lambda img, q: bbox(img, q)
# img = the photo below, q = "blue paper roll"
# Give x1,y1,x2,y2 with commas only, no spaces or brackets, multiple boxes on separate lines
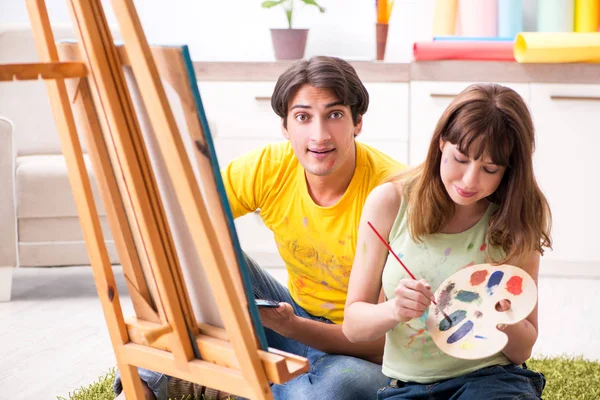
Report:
498,0,523,37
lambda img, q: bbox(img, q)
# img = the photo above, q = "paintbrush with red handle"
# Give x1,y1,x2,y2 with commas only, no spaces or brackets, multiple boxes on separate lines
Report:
367,221,452,324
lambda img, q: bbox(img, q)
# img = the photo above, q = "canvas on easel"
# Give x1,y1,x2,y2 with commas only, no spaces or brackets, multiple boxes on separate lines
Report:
0,0,309,399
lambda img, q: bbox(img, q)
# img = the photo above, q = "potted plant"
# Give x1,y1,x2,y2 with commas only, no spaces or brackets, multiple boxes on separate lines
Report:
262,0,325,60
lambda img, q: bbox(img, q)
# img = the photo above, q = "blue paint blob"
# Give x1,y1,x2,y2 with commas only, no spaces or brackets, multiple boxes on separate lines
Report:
475,335,487,339
487,270,504,295
447,320,474,344
439,310,467,331
455,290,480,303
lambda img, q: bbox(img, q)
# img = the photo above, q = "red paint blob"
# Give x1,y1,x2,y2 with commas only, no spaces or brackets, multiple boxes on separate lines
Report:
470,270,488,286
506,276,523,295
480,243,487,251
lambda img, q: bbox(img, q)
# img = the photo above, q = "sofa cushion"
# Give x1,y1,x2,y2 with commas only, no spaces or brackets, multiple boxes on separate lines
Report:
16,154,107,218
19,240,119,267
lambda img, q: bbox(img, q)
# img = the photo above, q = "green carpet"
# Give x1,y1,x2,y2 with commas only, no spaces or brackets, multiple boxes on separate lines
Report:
58,356,600,400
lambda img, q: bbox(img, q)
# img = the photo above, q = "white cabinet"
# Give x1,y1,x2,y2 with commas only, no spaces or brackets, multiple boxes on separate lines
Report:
409,81,530,166
529,84,600,264
197,81,285,167
359,83,409,164
197,79,600,270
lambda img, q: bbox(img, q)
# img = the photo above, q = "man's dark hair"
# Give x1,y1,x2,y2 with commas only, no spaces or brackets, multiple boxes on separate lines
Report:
271,56,369,128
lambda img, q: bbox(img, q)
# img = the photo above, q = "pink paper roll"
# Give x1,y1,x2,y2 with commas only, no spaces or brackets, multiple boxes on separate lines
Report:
458,0,498,37
413,41,515,61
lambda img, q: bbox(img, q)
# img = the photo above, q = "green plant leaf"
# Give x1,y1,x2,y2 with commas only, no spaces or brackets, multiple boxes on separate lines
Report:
301,0,325,12
261,0,286,9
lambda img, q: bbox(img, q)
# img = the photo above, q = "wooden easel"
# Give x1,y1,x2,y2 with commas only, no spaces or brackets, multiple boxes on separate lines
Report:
0,0,309,399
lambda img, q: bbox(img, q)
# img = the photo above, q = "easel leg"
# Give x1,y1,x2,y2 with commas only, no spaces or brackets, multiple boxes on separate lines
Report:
119,362,147,399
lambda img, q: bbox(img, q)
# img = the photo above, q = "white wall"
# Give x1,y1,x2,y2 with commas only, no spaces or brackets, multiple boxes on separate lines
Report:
0,0,538,62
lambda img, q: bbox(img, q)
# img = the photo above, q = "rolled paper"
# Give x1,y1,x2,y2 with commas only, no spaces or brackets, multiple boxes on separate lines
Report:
575,0,600,32
458,0,498,37
413,41,515,61
377,0,389,24
514,32,600,62
498,0,523,38
537,0,574,32
433,0,459,36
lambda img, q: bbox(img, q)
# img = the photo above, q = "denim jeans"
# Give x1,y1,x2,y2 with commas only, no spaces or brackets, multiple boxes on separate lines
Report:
114,254,388,400
376,363,546,400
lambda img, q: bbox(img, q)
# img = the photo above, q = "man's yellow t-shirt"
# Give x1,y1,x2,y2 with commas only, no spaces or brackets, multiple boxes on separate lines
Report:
222,141,404,324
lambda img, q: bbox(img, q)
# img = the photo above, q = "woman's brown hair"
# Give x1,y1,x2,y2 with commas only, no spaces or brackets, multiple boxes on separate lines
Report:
396,83,552,263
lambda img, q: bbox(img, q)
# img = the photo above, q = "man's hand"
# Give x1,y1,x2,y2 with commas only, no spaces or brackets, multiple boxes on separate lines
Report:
258,302,296,336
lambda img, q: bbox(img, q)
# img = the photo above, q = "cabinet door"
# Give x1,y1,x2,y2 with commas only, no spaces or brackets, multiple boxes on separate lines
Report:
359,82,409,163
529,84,600,264
409,81,530,166
197,81,281,140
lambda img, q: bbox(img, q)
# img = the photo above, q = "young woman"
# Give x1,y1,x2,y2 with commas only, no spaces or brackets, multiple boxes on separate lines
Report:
342,83,551,399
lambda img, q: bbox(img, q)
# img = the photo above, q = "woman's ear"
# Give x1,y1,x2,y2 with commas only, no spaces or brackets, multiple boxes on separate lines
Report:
439,138,446,152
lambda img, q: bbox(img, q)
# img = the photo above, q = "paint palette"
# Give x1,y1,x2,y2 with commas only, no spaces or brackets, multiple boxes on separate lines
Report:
426,263,537,360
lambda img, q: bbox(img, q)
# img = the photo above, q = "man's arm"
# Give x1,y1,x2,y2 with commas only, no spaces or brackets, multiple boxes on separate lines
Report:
259,303,384,364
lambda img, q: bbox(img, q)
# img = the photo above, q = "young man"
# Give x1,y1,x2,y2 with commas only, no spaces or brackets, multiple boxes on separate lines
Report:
115,56,405,400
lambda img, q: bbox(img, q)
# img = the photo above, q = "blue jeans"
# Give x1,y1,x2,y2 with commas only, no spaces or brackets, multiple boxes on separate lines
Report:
376,364,546,400
114,254,388,399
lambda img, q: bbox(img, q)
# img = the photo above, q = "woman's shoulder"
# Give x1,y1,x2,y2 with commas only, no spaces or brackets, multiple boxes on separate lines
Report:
365,181,404,212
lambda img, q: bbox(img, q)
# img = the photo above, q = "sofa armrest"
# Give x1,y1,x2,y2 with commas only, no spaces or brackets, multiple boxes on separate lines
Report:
0,117,17,269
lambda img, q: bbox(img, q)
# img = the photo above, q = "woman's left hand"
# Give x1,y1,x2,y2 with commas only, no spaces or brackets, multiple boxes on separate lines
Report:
496,299,512,330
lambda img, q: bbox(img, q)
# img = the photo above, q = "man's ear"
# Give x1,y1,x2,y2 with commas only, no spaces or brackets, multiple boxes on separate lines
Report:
353,115,363,137
281,117,290,139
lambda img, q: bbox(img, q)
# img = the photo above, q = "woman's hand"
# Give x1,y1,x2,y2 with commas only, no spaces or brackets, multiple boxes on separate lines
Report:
495,299,512,331
391,279,435,323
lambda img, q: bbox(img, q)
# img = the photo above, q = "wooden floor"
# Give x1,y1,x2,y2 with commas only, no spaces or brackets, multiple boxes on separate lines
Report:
1,265,599,399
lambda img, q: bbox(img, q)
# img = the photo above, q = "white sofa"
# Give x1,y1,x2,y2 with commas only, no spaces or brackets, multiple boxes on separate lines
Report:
0,26,120,300
0,117,17,301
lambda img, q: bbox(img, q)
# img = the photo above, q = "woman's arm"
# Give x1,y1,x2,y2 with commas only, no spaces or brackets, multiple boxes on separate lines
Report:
499,251,540,365
342,182,434,343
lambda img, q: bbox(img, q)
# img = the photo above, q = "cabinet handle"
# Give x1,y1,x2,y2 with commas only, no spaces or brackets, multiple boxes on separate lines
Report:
550,94,600,102
255,96,272,101
430,93,458,99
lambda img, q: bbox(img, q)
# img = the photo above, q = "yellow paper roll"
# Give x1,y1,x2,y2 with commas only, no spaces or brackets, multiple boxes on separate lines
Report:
433,0,458,36
515,32,600,63
575,0,600,32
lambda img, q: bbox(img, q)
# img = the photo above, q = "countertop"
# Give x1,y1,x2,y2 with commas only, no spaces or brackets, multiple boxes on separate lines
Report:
192,60,600,84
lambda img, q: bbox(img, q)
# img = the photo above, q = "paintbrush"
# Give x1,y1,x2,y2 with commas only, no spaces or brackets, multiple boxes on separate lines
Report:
367,221,453,324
